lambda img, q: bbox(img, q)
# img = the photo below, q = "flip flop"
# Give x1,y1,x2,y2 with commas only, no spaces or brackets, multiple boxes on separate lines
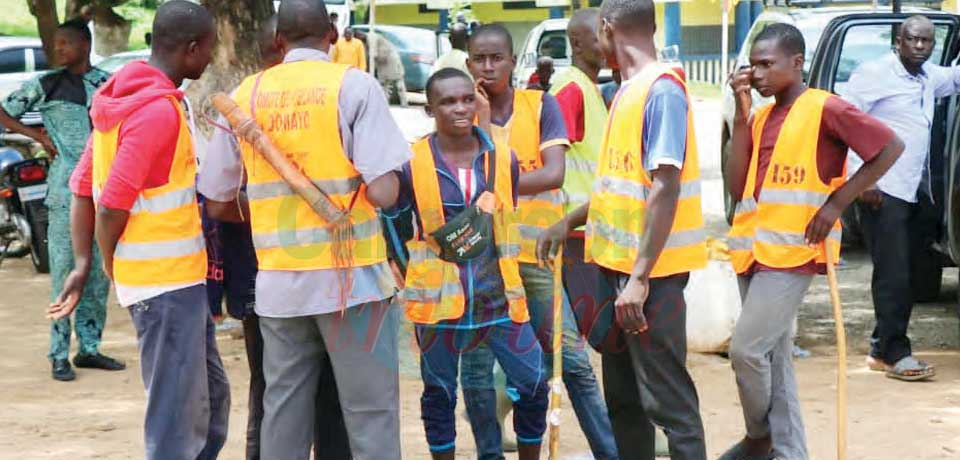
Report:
885,356,936,382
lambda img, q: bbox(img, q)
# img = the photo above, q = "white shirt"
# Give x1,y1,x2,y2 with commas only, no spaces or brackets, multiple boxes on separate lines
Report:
845,52,960,203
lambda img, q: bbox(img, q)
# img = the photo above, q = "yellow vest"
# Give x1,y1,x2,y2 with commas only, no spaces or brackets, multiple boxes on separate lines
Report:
333,39,366,71
91,96,207,288
232,60,387,271
549,67,608,216
728,89,842,274
585,64,707,278
403,136,529,325
489,89,565,263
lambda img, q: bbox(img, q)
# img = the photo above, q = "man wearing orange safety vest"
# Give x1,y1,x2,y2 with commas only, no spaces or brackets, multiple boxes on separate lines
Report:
459,23,572,458
721,23,902,460
541,1,707,457
201,1,409,458
49,3,230,459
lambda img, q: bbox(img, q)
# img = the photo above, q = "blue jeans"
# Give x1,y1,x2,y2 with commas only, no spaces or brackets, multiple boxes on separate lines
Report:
418,321,548,454
128,285,231,460
461,263,618,460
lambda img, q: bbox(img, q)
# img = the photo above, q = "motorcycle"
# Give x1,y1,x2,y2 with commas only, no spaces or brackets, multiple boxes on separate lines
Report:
0,146,50,273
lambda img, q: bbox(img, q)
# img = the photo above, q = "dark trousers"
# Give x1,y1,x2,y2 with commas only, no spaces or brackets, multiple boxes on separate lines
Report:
241,314,352,460
858,192,937,364
600,272,706,460
128,285,231,460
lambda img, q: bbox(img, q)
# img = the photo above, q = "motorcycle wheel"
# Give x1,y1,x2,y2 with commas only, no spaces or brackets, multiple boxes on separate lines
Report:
2,214,30,258
27,205,49,274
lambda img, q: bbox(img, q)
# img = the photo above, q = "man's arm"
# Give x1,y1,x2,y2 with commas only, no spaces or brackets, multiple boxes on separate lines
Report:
0,79,57,156
205,194,249,223
930,63,960,98
198,112,247,222
725,68,753,201
517,93,569,195
95,207,128,280
48,146,96,318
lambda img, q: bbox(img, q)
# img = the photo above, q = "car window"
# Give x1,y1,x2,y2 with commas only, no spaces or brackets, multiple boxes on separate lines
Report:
0,48,26,73
377,28,437,56
537,30,569,60
833,23,950,96
32,47,49,71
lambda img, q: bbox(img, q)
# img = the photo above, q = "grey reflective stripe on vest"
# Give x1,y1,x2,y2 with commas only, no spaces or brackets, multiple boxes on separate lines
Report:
130,187,196,214
114,235,205,261
253,217,381,249
246,176,362,201
404,282,463,302
498,243,521,258
594,176,646,200
566,156,596,173
564,191,590,206
504,285,525,301
587,220,704,250
735,197,758,215
408,246,437,261
755,228,841,247
727,236,752,251
594,177,700,201
519,189,564,205
518,224,543,240
757,188,830,208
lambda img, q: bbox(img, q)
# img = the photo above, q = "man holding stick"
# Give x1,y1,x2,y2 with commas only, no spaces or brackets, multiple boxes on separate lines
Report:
201,1,409,458
723,23,903,460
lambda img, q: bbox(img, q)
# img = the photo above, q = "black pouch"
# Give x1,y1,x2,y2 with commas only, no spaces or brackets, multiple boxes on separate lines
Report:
429,202,493,263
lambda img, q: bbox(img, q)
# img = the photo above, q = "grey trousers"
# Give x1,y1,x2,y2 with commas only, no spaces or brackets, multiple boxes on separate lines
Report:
601,272,706,460
128,284,231,460
731,271,813,460
259,299,401,460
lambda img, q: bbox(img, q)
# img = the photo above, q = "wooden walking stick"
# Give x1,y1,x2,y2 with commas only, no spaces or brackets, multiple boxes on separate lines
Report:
823,240,848,460
548,246,564,460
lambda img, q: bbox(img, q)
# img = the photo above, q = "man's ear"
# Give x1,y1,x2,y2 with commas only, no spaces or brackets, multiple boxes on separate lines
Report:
794,53,805,71
424,103,434,118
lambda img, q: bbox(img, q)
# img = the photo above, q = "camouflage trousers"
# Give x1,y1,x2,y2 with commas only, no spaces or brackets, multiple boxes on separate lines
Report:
48,205,111,361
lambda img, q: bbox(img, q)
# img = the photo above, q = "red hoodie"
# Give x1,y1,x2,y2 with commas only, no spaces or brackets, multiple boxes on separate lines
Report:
70,61,182,211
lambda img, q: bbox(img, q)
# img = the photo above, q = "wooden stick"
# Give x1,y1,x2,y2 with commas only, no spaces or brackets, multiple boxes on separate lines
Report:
209,92,347,224
824,240,847,460
548,248,564,460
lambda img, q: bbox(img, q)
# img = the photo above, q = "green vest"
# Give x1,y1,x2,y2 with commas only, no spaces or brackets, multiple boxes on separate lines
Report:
549,66,608,217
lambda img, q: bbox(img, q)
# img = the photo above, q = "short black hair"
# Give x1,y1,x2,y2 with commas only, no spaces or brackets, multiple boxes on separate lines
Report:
754,23,805,57
277,0,331,43
151,0,215,53
469,24,513,54
57,18,91,43
426,67,473,103
600,0,655,32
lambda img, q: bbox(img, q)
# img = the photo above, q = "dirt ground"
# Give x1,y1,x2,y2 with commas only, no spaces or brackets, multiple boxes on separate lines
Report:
0,246,958,459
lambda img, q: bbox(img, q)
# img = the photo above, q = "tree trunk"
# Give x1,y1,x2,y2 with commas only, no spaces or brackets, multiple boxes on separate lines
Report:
188,0,274,135
28,0,60,62
65,0,132,57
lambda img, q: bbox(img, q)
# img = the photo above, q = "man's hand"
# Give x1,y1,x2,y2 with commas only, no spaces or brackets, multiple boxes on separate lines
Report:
859,187,883,210
475,79,491,132
101,256,114,281
615,276,649,335
38,131,58,159
46,270,88,320
805,199,843,245
730,67,753,119
536,218,567,265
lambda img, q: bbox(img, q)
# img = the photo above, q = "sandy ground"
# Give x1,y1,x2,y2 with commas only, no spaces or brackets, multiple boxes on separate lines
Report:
1,98,958,459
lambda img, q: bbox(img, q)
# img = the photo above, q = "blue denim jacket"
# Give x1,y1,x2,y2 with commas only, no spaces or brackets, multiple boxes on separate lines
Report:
384,128,519,329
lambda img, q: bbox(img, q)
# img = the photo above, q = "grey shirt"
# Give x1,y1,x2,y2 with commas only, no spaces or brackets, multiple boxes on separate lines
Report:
198,48,412,318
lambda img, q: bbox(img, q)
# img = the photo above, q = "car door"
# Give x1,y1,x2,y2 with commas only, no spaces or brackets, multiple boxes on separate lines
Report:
807,13,960,263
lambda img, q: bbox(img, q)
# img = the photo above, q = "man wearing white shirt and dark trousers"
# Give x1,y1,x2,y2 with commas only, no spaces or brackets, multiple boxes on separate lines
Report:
845,15,960,381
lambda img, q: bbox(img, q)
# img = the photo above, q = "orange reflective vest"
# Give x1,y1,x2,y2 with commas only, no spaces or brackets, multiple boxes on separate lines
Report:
403,137,529,325
489,89,565,263
232,60,387,271
585,64,707,278
91,96,207,288
728,89,842,274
